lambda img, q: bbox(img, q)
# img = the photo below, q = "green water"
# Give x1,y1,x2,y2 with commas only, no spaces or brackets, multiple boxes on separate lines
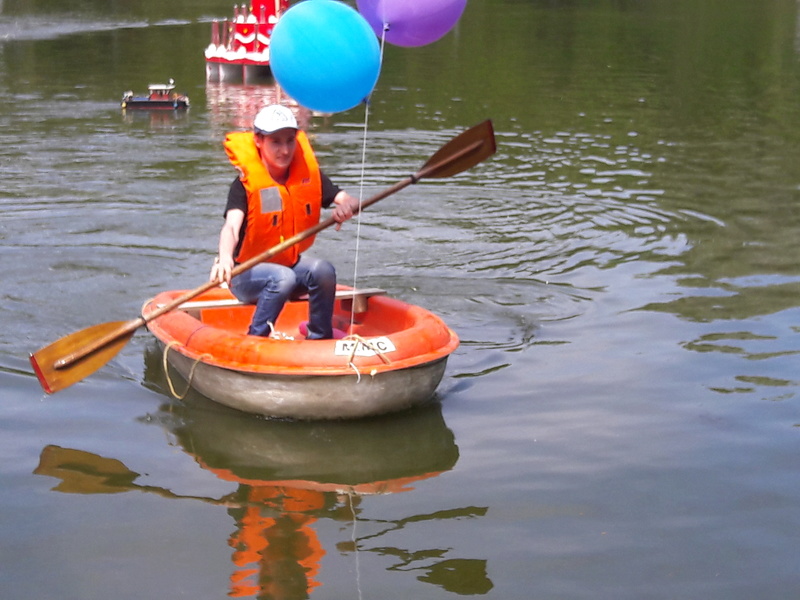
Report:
1,1,799,598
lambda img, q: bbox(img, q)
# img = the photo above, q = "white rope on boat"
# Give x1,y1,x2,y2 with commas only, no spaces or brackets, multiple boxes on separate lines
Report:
161,341,213,400
342,333,391,382
267,321,294,340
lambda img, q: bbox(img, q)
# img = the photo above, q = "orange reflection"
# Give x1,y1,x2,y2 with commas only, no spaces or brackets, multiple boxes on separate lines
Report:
227,487,326,598
35,346,480,599
34,393,469,598
35,443,457,599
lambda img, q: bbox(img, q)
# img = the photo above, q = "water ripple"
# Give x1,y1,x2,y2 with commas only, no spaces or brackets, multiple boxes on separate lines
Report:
0,16,152,42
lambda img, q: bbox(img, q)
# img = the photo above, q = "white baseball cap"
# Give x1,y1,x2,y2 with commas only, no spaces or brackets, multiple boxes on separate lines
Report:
253,104,298,135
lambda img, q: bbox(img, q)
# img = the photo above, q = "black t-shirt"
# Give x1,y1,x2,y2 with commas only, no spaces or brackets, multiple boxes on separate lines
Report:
224,171,342,259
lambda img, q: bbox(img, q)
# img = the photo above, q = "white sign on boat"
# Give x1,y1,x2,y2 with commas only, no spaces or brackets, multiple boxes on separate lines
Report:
335,337,396,357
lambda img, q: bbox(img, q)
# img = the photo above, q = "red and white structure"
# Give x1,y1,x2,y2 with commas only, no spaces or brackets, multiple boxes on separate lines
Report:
205,0,290,83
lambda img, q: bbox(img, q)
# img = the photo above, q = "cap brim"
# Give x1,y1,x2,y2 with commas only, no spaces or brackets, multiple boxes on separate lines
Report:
254,125,298,135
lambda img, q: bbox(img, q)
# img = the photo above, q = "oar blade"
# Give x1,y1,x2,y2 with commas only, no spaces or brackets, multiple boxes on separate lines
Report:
30,321,137,394
421,119,497,179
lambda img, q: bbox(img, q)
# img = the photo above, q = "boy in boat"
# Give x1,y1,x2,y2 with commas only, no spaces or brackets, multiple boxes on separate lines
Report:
209,104,360,339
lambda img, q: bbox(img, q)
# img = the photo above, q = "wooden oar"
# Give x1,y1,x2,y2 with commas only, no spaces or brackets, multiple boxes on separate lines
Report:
30,119,497,394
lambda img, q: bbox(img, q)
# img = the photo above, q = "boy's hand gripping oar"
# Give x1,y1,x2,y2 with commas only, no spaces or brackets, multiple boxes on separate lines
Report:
30,120,497,394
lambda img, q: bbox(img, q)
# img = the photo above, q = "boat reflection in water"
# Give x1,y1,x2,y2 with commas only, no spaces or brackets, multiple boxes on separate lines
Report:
33,343,492,597
206,79,312,137
121,107,190,129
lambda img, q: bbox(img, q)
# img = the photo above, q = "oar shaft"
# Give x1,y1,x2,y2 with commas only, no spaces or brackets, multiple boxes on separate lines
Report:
52,179,417,370
138,175,418,324
51,143,486,370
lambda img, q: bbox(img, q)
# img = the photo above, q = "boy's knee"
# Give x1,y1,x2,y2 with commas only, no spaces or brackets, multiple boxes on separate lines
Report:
310,259,336,283
271,270,298,296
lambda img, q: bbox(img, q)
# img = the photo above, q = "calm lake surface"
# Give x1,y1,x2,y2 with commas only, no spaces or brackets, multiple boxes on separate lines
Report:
2,1,799,598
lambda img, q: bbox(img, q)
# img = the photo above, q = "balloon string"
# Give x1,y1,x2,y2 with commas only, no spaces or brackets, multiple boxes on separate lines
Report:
348,26,387,331
348,492,363,600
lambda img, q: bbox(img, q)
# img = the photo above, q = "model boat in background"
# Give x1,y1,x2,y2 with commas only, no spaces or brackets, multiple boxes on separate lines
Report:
121,79,190,110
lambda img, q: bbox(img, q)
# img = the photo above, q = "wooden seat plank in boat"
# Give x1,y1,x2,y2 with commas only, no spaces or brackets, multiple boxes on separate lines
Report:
177,287,387,315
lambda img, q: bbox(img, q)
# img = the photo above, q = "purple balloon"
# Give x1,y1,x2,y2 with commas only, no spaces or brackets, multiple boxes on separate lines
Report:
357,0,467,47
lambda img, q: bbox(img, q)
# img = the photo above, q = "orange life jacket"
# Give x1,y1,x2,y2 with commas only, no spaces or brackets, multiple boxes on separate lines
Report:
223,130,322,267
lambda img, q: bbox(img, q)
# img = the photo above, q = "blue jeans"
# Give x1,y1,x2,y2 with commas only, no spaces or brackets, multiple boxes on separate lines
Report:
230,255,336,339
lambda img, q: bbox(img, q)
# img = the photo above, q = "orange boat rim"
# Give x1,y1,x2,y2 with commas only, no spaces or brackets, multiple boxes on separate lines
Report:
141,286,459,420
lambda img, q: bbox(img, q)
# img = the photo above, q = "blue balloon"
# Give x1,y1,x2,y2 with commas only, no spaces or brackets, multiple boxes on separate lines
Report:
270,0,382,114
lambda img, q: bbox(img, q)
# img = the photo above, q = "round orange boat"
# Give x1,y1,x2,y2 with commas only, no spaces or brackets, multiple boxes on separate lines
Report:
141,286,459,420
